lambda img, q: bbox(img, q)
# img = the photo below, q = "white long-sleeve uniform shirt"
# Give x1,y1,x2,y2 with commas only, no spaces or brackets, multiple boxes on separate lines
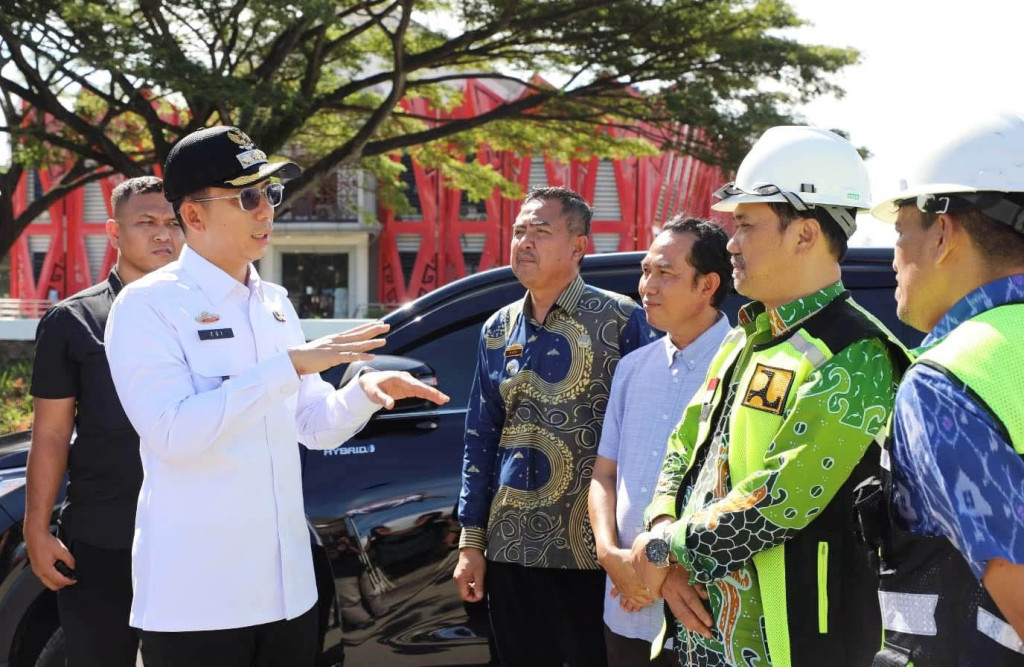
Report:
105,246,380,632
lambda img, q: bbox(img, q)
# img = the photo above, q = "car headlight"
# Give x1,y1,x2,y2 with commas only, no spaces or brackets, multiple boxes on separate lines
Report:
0,467,26,499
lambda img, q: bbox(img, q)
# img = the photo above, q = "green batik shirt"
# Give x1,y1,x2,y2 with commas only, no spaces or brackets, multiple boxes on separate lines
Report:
646,281,896,667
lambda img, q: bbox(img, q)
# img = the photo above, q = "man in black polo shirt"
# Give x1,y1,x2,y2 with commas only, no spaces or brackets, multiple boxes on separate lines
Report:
24,176,184,666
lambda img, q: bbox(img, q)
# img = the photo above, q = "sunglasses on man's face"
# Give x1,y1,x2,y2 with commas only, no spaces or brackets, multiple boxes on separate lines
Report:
190,182,285,211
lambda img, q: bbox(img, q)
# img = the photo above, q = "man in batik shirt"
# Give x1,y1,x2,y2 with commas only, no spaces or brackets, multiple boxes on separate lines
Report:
454,186,654,667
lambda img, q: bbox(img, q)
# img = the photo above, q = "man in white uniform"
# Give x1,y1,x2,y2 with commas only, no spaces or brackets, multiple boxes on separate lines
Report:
105,125,448,666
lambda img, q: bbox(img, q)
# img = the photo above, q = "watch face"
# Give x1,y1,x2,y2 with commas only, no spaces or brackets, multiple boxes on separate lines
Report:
645,537,670,566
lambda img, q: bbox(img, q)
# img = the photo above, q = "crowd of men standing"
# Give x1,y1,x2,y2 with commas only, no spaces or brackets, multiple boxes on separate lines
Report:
454,116,1024,667
22,114,1024,666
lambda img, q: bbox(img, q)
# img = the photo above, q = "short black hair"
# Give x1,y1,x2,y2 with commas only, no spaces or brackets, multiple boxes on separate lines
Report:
523,186,593,237
901,194,1024,265
660,215,733,308
769,202,852,261
110,176,164,219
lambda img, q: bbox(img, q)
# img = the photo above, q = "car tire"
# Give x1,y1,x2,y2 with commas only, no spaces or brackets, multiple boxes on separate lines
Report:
34,626,66,667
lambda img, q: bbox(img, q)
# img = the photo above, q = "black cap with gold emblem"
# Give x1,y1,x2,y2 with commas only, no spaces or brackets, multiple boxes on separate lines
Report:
162,125,300,202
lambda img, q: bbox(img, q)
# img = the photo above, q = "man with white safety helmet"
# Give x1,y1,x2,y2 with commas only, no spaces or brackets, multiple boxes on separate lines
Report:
861,113,1024,666
630,126,906,667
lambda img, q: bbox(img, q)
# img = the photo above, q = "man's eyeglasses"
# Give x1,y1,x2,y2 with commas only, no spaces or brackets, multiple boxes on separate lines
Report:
190,182,285,211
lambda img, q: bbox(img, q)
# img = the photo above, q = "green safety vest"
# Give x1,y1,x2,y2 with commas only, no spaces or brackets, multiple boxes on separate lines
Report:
873,302,1024,667
915,303,1024,454
677,293,904,667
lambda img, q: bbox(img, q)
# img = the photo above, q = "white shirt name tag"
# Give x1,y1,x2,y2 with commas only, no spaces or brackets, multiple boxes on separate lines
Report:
198,328,234,341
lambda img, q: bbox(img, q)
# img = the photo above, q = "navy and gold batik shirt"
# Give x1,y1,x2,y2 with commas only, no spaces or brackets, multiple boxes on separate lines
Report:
458,275,655,569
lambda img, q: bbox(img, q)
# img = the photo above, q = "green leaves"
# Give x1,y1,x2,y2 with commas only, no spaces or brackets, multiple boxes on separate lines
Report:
0,0,857,256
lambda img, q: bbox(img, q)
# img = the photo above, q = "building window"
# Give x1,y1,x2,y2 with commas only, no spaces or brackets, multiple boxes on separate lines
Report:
396,154,423,221
27,236,50,284
281,252,351,318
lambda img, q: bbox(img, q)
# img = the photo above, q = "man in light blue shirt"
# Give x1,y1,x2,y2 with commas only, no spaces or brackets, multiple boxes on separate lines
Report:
589,217,732,666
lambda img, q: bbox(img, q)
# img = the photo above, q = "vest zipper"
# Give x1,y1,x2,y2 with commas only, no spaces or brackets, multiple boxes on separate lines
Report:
818,540,829,634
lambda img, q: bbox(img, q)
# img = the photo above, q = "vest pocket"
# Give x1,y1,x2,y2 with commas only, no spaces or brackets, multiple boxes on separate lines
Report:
818,541,830,634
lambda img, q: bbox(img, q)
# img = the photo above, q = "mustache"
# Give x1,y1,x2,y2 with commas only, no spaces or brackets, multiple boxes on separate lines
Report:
732,256,746,269
516,252,538,262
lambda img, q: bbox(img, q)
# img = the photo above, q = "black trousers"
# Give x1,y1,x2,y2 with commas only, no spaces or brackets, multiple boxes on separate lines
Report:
486,560,607,667
139,603,318,667
603,624,680,667
56,540,138,667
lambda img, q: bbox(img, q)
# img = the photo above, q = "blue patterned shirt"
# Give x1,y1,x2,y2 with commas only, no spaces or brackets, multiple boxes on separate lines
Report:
597,316,731,641
892,274,1024,579
458,274,656,569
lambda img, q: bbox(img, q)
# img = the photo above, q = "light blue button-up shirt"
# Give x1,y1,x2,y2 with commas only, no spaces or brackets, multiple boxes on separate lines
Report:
597,313,731,641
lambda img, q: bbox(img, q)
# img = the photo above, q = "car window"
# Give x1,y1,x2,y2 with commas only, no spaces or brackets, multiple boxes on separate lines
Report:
397,317,488,409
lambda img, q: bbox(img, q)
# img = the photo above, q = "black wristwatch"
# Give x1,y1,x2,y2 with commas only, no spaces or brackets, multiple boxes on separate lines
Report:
644,526,672,569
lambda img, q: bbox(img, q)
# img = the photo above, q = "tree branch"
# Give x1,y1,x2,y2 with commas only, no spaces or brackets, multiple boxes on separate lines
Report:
0,29,139,175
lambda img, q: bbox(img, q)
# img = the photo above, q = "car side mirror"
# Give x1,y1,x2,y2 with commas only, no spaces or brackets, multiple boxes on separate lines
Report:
340,354,440,415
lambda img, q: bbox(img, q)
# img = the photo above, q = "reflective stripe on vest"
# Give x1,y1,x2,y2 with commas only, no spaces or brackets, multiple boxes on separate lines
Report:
876,302,1024,665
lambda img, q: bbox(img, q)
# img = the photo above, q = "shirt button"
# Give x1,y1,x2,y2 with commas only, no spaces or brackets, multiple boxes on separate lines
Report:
662,414,668,420
673,378,679,383
641,487,648,493
651,451,658,457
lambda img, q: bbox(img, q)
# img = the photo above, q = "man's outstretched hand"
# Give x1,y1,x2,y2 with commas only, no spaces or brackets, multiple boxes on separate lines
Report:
288,321,390,376
359,370,449,410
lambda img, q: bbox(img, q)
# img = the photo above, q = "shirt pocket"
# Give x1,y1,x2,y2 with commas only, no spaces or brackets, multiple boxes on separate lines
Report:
185,343,251,394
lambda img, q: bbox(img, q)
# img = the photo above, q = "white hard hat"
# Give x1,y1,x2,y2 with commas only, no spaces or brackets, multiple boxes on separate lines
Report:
712,126,871,238
871,113,1024,233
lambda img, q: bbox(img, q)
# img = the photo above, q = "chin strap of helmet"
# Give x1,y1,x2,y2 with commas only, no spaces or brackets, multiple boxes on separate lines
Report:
960,192,1024,234
715,182,859,238
780,190,859,238
819,205,858,238
916,192,1024,234
787,198,858,239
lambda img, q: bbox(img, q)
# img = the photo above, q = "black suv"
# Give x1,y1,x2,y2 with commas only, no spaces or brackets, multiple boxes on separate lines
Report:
0,248,917,667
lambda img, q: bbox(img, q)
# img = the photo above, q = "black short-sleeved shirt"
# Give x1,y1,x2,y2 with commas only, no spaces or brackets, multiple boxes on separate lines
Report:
31,269,141,549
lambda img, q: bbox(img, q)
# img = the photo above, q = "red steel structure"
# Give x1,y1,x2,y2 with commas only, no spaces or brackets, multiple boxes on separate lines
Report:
10,81,728,306
377,80,729,305
9,98,178,304
9,168,131,303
